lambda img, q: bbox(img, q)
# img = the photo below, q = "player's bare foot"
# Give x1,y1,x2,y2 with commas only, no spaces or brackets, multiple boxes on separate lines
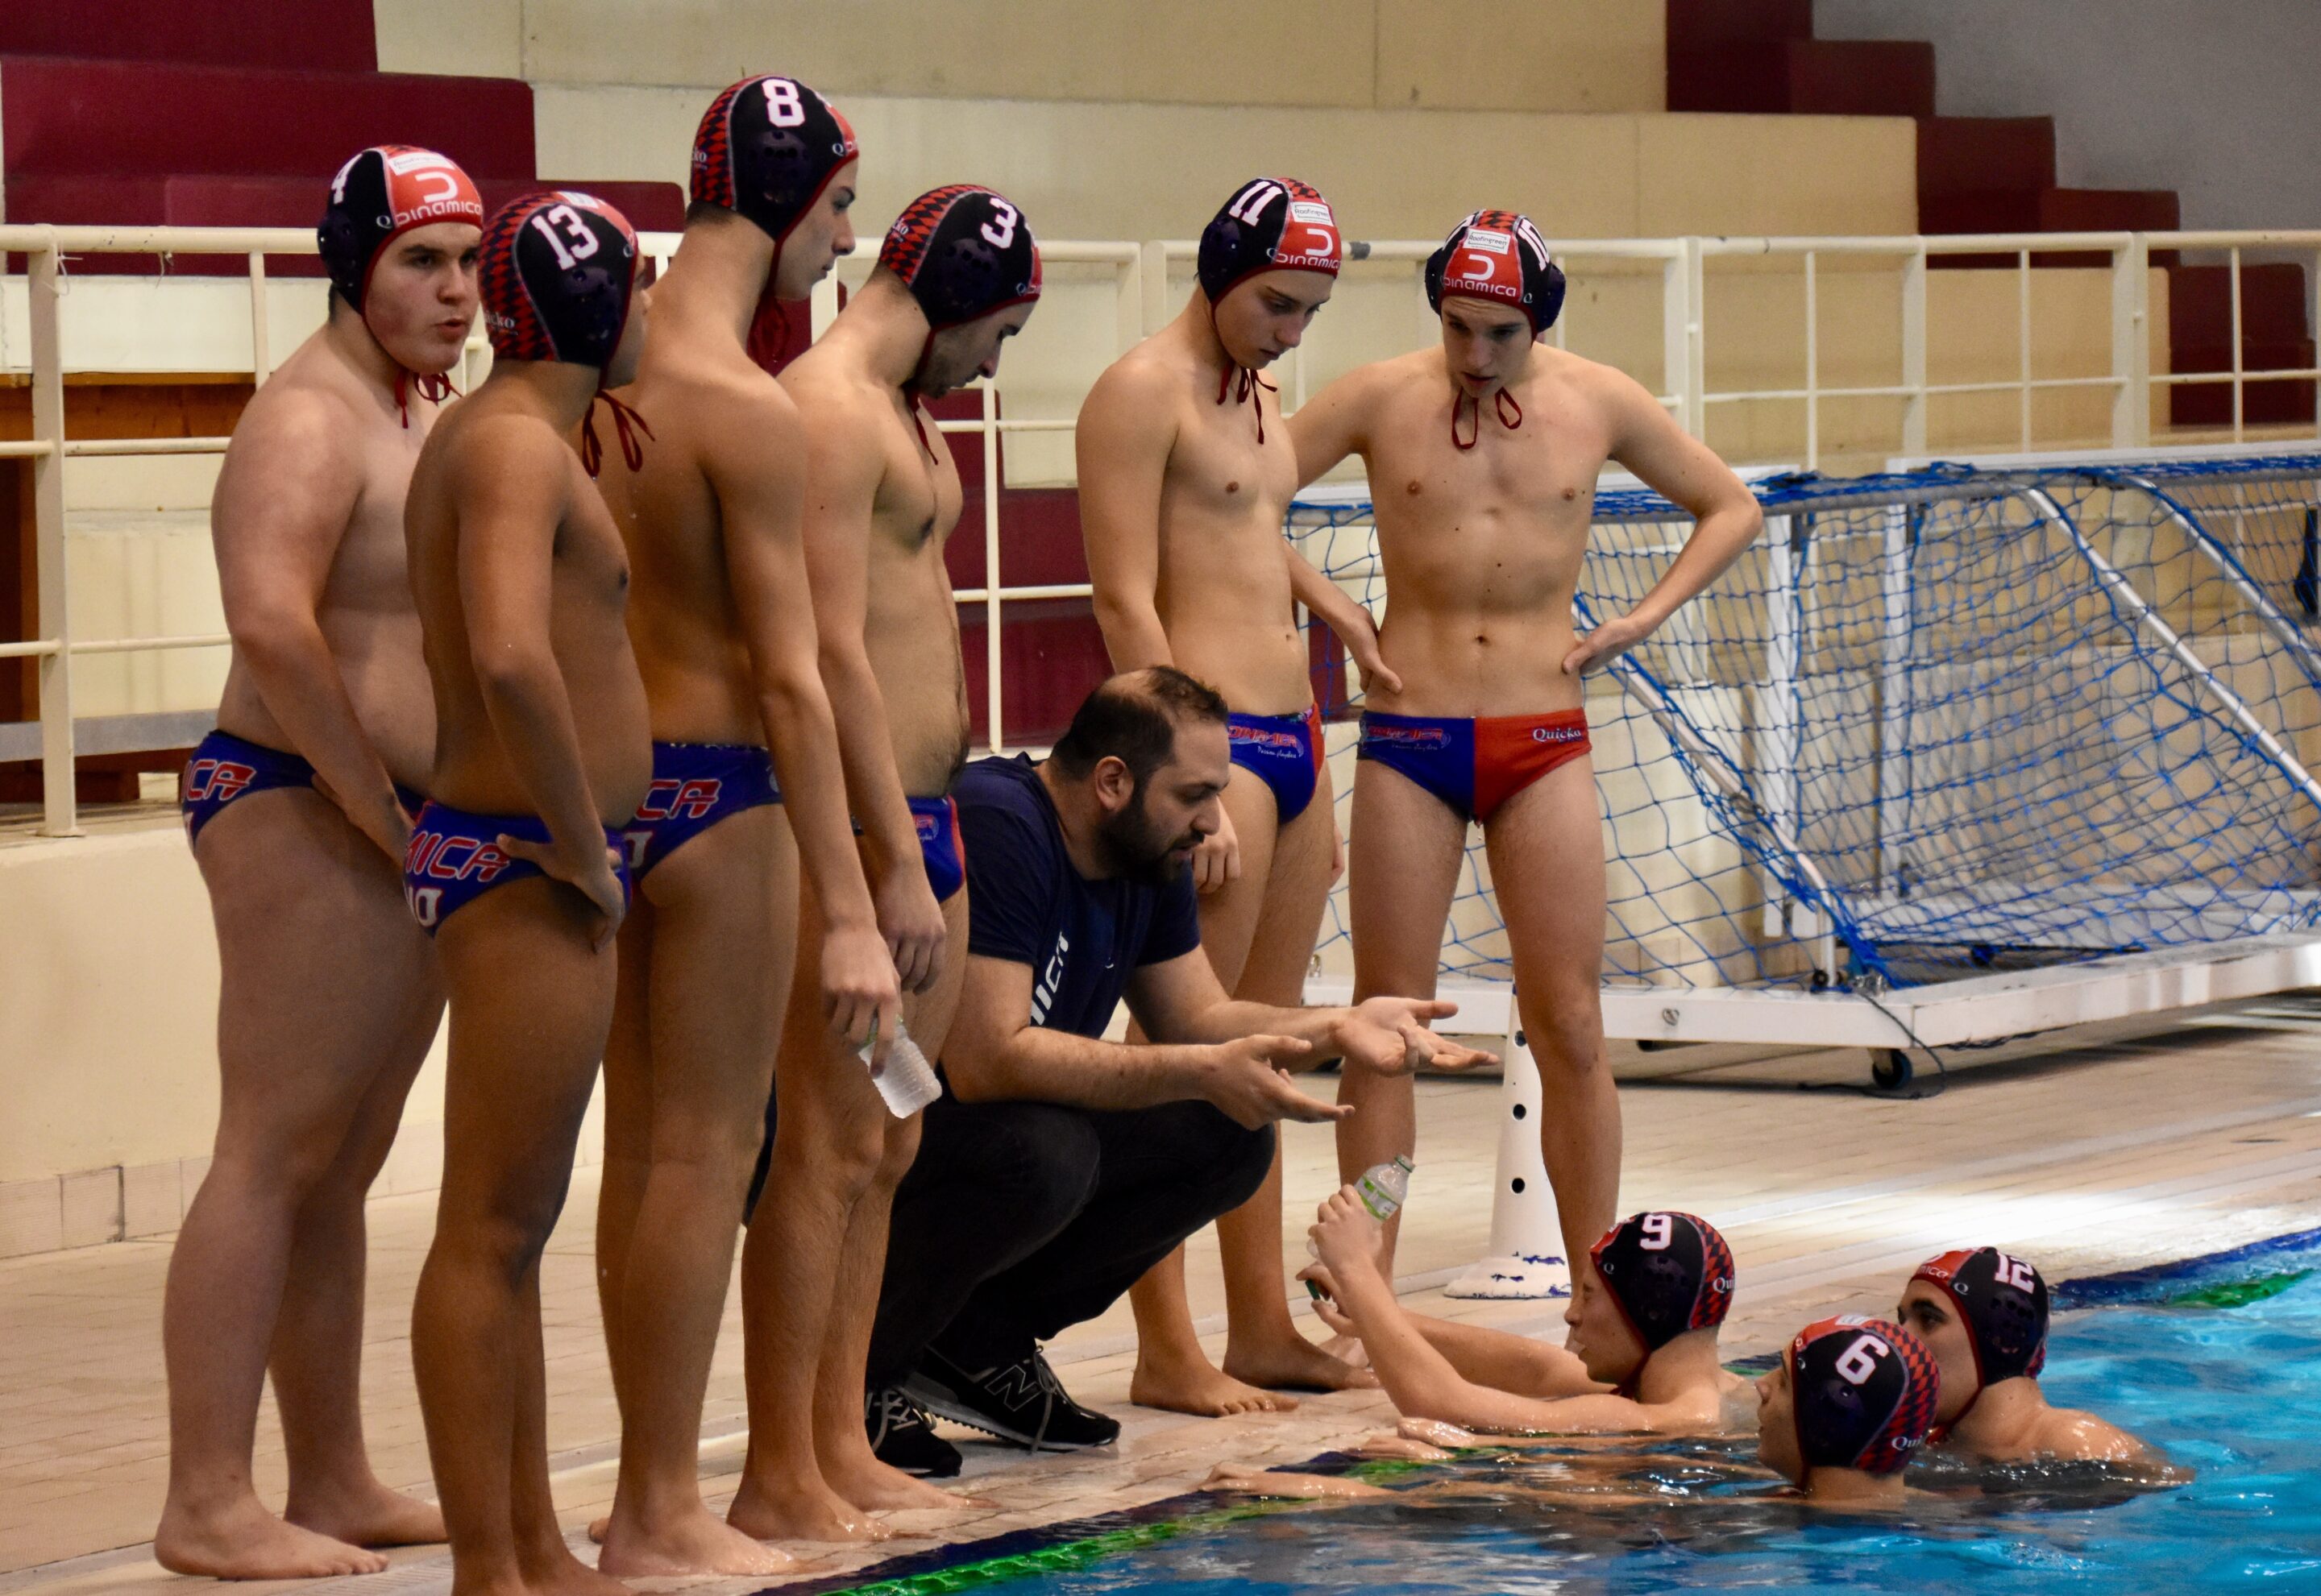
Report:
1202,1465,1389,1501
286,1478,447,1548
155,1495,389,1579
1315,1331,1372,1370
727,1476,892,1544
826,1453,991,1513
1354,1431,1452,1461
1131,1348,1297,1416
1224,1331,1380,1393
534,1549,633,1596
596,1502,792,1576
584,1515,608,1544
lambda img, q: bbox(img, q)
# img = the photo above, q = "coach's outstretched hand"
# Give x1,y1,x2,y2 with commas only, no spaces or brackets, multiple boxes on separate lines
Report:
1197,1034,1351,1129
1334,997,1498,1076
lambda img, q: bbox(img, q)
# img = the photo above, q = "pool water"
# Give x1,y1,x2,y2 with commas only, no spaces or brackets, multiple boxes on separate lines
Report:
831,1232,2321,1594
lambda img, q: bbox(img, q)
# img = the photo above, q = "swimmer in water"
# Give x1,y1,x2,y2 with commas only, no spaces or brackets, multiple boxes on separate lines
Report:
1287,212,1763,1292
1755,1316,1940,1508
1079,177,1389,1416
403,190,650,1596
157,143,475,1581
1304,1196,1750,1435
1900,1248,2161,1466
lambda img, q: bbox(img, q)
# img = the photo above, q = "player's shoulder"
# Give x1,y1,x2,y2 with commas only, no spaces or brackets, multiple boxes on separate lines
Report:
779,346,885,430
2037,1407,2149,1463
1534,345,1656,407
1089,338,1191,405
437,403,575,491
1334,347,1441,404
228,354,369,468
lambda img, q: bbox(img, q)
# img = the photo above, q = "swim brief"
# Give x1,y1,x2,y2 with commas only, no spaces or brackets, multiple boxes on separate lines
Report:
183,729,426,846
910,794,966,904
1227,703,1323,823
618,741,783,878
401,800,632,935
1355,709,1589,824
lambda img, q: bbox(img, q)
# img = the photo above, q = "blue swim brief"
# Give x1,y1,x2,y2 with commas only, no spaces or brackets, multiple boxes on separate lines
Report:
1227,703,1322,824
617,741,783,878
401,801,632,935
911,794,966,904
183,729,425,846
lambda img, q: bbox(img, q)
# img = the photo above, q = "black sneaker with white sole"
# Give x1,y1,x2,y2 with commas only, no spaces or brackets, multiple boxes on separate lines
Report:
866,1385,961,1478
903,1345,1121,1451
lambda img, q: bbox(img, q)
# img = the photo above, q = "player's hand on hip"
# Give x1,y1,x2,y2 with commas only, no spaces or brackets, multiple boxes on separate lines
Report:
1193,805,1242,895
1201,1034,1346,1129
822,919,903,1062
316,773,412,862
1343,612,1404,697
1563,611,1651,676
501,831,626,950
873,864,948,993
1340,997,1497,1076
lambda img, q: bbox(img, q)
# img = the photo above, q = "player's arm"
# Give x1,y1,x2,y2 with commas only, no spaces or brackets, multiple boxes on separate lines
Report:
1567,371,1764,675
779,370,946,998
1075,360,1179,672
1304,1271,1603,1399
1282,542,1401,695
210,393,408,858
709,381,900,1047
1130,949,1496,1078
1285,363,1378,488
451,421,625,936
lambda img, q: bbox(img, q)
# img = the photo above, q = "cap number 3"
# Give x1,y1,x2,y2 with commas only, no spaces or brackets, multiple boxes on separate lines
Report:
981,201,1019,251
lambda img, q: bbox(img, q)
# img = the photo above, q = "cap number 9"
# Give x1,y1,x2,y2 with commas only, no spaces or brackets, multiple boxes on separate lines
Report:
1639,1213,1673,1250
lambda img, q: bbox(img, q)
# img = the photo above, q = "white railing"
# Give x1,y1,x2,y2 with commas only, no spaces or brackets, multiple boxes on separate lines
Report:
4,222,2317,835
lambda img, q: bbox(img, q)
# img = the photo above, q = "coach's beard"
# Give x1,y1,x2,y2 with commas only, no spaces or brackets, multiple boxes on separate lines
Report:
1097,786,1200,886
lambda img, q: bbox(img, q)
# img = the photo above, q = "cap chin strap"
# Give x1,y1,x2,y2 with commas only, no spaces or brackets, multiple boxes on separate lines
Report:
1207,301,1276,443
579,389,654,478
1451,386,1523,450
365,310,461,429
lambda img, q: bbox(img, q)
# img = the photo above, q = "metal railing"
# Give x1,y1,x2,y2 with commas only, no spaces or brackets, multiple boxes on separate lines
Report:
4,222,2317,835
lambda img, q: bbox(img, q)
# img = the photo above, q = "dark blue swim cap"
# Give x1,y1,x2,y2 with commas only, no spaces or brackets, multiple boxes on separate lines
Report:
1424,209,1565,334
1787,1316,1940,1477
479,191,639,371
1197,177,1342,302
878,184,1041,333
1590,1212,1734,1352
1912,1247,2049,1392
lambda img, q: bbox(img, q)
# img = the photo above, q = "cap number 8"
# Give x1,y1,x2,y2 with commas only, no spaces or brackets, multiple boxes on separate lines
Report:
1835,1333,1888,1386
762,78,805,128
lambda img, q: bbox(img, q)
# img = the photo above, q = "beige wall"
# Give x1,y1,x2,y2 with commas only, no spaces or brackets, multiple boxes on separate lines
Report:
374,0,1665,114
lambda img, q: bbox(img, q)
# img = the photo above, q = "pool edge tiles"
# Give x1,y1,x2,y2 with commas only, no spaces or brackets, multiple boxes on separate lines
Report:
2054,1224,2321,1308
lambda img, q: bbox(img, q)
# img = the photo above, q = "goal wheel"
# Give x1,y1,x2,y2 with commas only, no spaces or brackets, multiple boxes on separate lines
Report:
1873,1048,1914,1089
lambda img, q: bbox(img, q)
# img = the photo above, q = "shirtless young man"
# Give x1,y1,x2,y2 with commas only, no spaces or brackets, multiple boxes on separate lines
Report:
1900,1248,2161,1467
403,192,648,1596
1306,1200,1746,1436
585,78,903,1573
156,147,477,1580
1079,178,1395,1416
1288,211,1763,1284
730,184,1041,1532
1756,1317,1941,1507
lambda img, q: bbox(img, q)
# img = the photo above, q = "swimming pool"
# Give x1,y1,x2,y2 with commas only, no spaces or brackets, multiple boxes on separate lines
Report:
820,1230,2321,1594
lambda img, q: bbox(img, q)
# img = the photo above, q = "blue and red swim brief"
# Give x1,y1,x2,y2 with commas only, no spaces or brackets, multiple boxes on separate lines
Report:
618,741,783,878
1356,708,1589,823
1227,703,1323,823
910,794,966,903
182,729,425,847
402,802,632,935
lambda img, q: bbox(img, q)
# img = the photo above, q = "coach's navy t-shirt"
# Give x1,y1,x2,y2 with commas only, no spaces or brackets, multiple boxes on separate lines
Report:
955,754,1202,1039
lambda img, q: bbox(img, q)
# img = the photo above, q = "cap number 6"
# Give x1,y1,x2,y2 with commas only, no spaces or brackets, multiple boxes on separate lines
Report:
1835,1333,1888,1386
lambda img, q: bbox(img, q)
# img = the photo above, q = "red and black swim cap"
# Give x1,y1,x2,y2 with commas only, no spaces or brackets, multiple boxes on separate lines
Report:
691,75,857,247
479,192,641,371
1912,1247,2050,1395
1787,1316,1940,1477
1425,209,1565,334
1197,178,1343,303
1590,1211,1735,1352
318,145,484,312
878,184,1041,333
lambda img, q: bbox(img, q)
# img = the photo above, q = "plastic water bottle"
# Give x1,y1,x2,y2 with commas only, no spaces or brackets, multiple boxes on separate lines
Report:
859,1016,942,1118
1307,1155,1415,1258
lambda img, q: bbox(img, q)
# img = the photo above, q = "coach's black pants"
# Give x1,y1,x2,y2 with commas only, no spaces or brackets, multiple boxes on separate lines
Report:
868,1090,1275,1387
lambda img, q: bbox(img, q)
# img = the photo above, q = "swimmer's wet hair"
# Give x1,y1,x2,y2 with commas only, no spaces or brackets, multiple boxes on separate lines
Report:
1050,667,1229,786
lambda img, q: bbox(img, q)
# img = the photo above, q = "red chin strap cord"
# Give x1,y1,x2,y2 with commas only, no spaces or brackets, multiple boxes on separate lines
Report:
1208,301,1276,443
579,389,654,478
392,368,459,429
1450,386,1523,450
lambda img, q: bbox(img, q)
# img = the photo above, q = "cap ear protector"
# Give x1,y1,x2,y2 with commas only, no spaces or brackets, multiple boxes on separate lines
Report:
1424,209,1565,334
318,144,484,314
479,191,640,370
1197,177,1343,303
1786,1316,1940,1477
1910,1247,2049,1413
1589,1212,1735,1354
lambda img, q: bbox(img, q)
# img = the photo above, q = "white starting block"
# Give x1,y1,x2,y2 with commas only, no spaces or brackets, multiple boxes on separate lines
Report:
1304,976,1571,1300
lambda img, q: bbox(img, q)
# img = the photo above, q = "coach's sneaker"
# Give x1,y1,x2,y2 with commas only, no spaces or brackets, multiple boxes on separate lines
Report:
903,1345,1121,1452
866,1386,961,1478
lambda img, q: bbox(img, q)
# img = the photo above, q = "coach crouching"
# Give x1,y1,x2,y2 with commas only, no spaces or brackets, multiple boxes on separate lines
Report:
863,667,1492,1472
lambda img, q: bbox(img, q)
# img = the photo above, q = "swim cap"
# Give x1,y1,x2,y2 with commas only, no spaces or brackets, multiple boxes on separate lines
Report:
1787,1316,1940,1477
1424,209,1565,334
479,192,641,369
878,184,1042,334
1911,1247,2049,1392
691,75,857,246
318,145,484,312
1589,1211,1735,1352
1197,178,1343,302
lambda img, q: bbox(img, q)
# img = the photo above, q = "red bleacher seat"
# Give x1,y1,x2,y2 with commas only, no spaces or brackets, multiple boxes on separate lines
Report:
0,0,376,73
